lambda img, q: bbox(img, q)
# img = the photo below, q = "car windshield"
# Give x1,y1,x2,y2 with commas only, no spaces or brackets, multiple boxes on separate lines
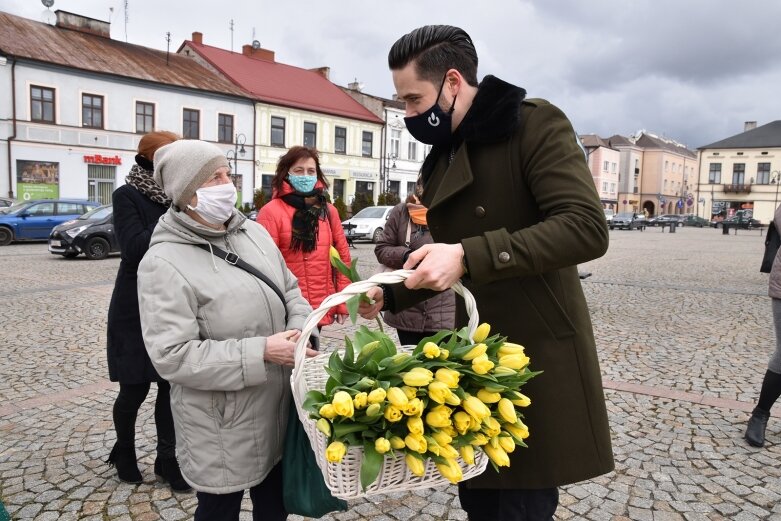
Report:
352,207,387,219
80,205,112,220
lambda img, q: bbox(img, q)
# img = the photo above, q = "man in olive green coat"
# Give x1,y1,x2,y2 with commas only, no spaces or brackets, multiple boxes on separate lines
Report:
360,25,614,520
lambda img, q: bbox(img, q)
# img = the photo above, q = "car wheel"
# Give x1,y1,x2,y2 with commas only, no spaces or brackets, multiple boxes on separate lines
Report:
609,226,614,230
0,227,12,246
63,252,79,259
85,237,110,260
372,227,384,243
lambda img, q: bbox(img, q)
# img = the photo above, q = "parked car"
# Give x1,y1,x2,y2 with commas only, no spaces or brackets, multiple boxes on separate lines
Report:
0,196,15,212
246,209,258,221
681,214,709,227
341,205,394,243
610,212,647,230
647,214,684,227
48,204,118,260
0,199,100,246
710,215,762,229
604,208,615,224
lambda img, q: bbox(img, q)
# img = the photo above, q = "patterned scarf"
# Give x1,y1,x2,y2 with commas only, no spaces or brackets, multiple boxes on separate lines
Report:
281,190,327,252
125,157,171,206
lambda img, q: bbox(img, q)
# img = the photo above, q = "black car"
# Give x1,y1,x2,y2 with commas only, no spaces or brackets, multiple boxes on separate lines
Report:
48,205,119,260
710,215,762,229
647,214,684,227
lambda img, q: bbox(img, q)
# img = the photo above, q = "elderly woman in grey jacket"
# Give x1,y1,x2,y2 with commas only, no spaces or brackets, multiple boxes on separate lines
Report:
746,205,781,448
137,140,318,521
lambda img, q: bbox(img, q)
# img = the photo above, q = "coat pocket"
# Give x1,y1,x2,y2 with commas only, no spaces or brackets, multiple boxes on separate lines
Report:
520,275,576,340
212,391,237,427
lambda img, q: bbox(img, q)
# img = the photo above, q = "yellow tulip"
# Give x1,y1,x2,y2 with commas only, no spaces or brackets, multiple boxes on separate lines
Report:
469,415,482,432
499,354,530,370
459,445,475,465
319,404,337,420
442,425,457,438
375,437,391,454
435,458,463,484
401,386,418,400
405,453,425,476
389,436,406,449
482,416,501,438
498,435,516,453
462,395,491,421
425,405,453,428
454,411,472,435
470,433,489,446
387,387,409,407
428,381,453,405
365,403,382,417
510,392,531,407
477,388,501,404
439,348,449,360
367,388,387,404
404,397,424,416
471,354,495,375
473,323,491,343
353,392,368,410
483,443,511,467
432,430,453,446
403,367,434,387
384,405,403,422
439,444,459,460
325,441,346,463
407,415,425,435
493,366,517,376
504,420,530,440
316,418,331,437
332,391,355,418
405,434,427,453
497,342,525,357
422,341,440,359
328,246,341,263
435,368,461,389
498,398,518,424
462,343,487,361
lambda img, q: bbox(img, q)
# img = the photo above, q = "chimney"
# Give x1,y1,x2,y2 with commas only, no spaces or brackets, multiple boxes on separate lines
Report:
241,44,275,62
192,32,203,44
348,79,362,91
744,121,757,132
55,10,110,38
310,67,331,80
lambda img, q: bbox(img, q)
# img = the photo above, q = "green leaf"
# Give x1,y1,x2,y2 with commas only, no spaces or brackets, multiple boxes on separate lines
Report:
346,295,361,323
412,330,453,355
360,441,383,491
332,422,369,438
349,258,361,282
331,256,354,280
328,350,346,372
302,391,327,412
343,337,356,367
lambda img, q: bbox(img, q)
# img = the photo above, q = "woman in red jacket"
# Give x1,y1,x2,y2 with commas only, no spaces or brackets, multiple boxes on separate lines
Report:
258,146,350,327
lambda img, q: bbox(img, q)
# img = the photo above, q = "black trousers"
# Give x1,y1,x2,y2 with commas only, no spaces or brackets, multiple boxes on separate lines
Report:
112,381,175,458
397,330,438,347
458,484,559,521
194,463,285,521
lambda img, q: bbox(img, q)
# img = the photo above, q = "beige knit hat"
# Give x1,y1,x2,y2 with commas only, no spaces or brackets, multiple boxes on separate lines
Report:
153,140,229,209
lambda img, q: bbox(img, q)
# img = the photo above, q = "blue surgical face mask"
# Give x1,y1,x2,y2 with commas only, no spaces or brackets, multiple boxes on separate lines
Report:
403,74,457,146
287,173,318,193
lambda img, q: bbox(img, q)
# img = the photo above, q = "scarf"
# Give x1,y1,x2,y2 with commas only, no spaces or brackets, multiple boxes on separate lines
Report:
281,190,327,252
126,159,171,206
407,203,428,226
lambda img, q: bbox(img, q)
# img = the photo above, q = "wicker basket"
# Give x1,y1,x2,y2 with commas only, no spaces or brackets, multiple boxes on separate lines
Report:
291,269,489,499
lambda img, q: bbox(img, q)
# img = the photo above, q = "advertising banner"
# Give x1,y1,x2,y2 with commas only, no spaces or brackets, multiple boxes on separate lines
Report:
16,160,59,201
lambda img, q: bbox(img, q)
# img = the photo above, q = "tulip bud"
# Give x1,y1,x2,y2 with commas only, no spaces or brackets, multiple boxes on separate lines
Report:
425,405,453,428
504,420,530,440
477,388,501,404
497,342,525,358
319,404,337,420
389,436,406,449
462,343,488,361
471,354,495,375
328,246,340,263
472,323,491,343
428,381,453,404
353,392,368,410
470,433,489,446
481,416,501,438
405,434,427,453
384,405,403,422
403,367,434,387
367,387,387,404
435,368,461,388
498,398,518,424
493,366,517,376
439,443,459,460
405,453,425,476
510,392,531,407
439,348,449,360
483,443,511,467
422,341,441,359
365,403,382,417
498,435,516,453
401,386,418,400
332,391,355,418
404,397,424,416
462,395,491,421
435,458,464,484
499,354,530,370
454,411,472,435
432,430,453,446
459,445,475,465
325,441,346,463
316,418,331,437
407,415,425,436
375,437,391,454
387,387,409,407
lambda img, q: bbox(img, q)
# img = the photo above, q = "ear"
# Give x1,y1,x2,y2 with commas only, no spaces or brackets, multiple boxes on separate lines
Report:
444,68,464,94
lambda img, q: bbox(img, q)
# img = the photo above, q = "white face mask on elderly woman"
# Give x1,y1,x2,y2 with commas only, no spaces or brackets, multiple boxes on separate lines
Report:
187,183,237,225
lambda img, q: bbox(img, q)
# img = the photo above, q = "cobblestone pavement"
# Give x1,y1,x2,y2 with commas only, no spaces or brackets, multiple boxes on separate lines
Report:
2,226,781,520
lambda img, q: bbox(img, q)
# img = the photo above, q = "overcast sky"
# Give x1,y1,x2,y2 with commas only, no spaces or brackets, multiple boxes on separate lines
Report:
3,0,780,149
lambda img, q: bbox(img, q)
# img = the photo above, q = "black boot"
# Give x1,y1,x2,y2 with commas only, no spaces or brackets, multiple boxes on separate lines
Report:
106,444,142,484
745,407,770,447
154,456,192,493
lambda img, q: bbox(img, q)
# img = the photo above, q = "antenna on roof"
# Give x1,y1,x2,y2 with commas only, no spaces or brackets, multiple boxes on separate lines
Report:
165,32,171,65
229,19,235,52
123,0,129,42
40,0,55,25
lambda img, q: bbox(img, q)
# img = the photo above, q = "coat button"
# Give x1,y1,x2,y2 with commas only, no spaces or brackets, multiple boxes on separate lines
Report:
498,252,511,263
474,206,486,218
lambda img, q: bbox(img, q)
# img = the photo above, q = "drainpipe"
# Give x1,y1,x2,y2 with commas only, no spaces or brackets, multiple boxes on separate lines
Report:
251,101,256,206
380,107,387,203
6,57,17,198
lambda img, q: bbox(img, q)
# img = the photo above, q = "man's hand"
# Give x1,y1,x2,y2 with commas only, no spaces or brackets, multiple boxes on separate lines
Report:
358,287,383,320
264,329,317,366
403,243,466,291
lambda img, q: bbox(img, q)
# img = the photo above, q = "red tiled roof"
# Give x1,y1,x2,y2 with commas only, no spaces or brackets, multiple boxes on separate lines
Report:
0,11,250,99
184,41,383,124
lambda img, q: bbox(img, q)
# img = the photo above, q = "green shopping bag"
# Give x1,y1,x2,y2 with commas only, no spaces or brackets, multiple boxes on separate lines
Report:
0,499,10,521
283,401,348,518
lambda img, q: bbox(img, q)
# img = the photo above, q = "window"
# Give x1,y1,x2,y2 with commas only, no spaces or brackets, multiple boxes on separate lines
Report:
183,109,200,139
390,129,401,157
408,141,417,161
610,183,616,193
31,86,55,123
27,202,55,216
218,114,234,144
136,102,154,134
602,161,609,172
407,181,417,198
355,181,374,200
602,182,608,192
303,122,317,148
261,174,273,200
362,131,373,158
332,179,346,201
732,163,745,185
271,116,285,147
82,94,104,128
708,163,721,184
611,162,616,173
388,180,400,196
335,126,346,154
57,202,84,215
757,162,771,184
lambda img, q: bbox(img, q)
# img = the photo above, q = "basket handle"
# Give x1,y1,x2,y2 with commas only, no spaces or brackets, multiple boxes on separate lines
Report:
292,269,479,383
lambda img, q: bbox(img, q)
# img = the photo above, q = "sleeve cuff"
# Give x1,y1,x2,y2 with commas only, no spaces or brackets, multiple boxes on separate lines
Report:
242,337,267,387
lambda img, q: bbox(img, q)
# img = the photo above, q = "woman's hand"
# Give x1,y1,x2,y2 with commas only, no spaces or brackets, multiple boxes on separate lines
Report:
333,313,348,324
264,329,318,366
358,287,384,320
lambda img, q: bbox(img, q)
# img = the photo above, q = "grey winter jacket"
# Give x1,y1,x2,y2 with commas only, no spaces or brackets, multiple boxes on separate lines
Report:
770,206,781,299
374,202,455,334
137,209,313,494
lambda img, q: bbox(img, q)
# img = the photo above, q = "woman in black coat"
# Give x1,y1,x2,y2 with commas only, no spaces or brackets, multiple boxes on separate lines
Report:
106,130,189,492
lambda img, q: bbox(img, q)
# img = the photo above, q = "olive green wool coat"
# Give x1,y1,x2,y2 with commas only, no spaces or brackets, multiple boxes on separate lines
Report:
390,76,614,489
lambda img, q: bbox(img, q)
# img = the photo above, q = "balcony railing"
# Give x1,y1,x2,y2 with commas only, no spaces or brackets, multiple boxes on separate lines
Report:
723,184,751,193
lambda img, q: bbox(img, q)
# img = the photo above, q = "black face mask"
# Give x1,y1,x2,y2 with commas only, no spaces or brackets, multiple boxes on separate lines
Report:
403,74,457,146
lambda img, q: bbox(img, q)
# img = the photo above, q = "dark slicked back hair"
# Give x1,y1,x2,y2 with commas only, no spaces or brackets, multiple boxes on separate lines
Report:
388,25,479,87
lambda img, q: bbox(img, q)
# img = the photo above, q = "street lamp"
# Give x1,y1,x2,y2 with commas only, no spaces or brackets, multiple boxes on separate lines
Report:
225,133,247,187
772,171,781,211
382,152,397,196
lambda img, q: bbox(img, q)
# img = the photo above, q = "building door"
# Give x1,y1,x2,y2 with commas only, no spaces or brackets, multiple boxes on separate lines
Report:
88,165,116,205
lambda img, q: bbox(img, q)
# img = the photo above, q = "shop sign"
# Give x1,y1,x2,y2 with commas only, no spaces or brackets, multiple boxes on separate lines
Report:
351,170,375,180
83,154,122,165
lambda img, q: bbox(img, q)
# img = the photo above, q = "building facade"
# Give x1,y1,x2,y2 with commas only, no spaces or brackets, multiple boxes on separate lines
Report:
580,134,619,210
